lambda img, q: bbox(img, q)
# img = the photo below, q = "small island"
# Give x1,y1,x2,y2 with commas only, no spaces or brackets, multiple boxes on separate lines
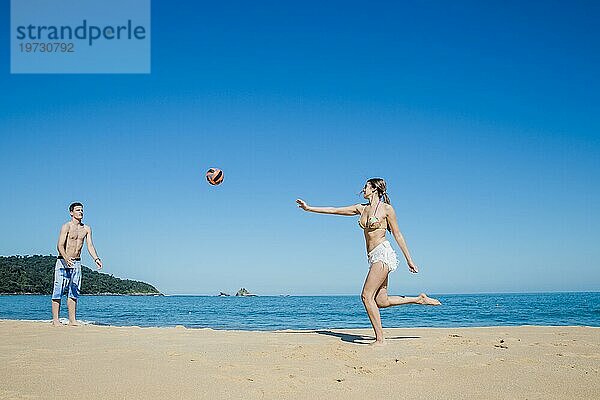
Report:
0,255,162,295
235,287,257,297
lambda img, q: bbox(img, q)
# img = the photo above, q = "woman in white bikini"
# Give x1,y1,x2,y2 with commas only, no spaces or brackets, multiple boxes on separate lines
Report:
296,177,440,345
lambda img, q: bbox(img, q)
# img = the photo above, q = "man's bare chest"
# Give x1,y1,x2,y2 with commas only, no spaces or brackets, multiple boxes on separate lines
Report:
67,225,87,242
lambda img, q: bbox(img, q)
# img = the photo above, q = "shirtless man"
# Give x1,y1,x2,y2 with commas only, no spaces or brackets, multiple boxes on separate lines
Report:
52,202,103,326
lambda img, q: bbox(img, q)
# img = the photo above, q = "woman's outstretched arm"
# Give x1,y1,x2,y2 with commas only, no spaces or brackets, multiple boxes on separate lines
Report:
296,199,362,216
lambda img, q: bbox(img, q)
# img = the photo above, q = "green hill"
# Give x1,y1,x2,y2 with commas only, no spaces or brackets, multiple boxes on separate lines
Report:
0,255,162,295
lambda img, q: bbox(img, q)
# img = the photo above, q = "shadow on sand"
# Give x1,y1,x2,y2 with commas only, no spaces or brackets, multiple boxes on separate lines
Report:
279,330,420,345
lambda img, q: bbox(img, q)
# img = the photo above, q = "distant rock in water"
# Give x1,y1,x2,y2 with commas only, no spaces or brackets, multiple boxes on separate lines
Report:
0,255,162,295
217,292,230,297
235,287,257,297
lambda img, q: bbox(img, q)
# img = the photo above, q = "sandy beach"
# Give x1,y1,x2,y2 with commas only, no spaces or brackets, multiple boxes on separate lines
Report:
0,320,598,399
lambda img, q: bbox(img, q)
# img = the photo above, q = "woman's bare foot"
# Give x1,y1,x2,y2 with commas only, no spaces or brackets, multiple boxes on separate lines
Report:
416,293,441,306
369,340,386,347
68,321,79,326
51,320,62,327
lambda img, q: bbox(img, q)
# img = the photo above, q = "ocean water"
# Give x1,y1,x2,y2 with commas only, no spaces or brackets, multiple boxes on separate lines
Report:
0,292,598,330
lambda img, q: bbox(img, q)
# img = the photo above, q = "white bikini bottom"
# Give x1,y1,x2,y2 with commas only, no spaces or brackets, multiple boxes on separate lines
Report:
367,240,399,273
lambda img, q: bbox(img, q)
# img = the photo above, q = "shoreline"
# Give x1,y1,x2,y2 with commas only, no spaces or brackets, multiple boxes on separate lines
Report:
0,292,162,296
1,320,598,399
1,318,598,331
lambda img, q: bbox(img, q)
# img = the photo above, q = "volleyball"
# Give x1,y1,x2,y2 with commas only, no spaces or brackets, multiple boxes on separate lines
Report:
206,168,224,185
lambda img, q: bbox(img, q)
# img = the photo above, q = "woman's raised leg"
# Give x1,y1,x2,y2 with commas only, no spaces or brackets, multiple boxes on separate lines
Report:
375,282,441,307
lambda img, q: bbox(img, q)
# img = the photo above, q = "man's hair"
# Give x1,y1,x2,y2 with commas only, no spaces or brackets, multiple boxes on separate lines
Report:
69,202,84,212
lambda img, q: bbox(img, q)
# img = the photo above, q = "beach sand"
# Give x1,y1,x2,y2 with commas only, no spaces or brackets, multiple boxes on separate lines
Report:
0,321,598,399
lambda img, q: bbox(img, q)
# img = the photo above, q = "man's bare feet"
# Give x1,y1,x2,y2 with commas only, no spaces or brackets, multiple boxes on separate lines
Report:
369,340,386,347
51,320,62,327
417,293,441,306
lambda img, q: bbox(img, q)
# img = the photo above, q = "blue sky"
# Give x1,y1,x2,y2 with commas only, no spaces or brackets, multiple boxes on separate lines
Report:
1,1,599,295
